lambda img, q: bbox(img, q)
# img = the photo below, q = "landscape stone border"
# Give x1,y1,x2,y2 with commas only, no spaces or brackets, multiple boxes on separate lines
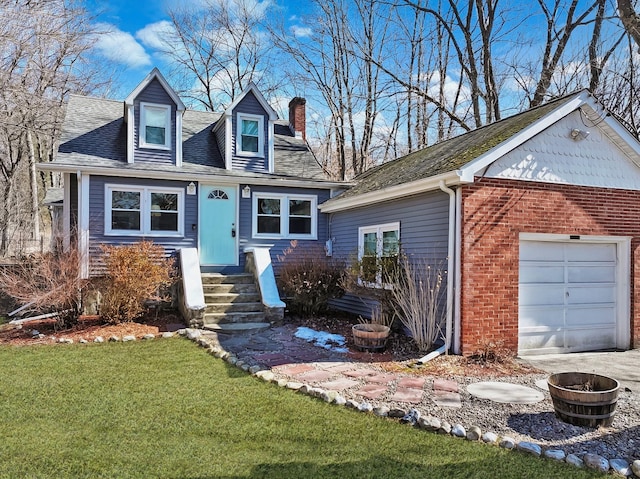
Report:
182,328,640,478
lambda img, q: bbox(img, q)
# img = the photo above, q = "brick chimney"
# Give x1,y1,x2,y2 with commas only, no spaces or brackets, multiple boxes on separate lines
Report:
288,97,306,141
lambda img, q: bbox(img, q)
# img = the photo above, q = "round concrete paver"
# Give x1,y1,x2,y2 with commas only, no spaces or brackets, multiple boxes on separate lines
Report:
535,378,549,391
467,382,545,404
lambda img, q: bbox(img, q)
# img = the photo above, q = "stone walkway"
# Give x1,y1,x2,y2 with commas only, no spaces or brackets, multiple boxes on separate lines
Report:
202,323,464,409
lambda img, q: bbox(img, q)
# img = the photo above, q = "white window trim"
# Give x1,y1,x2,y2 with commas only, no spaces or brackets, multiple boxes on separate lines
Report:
252,193,317,240
358,222,400,288
105,184,184,237
236,113,264,157
140,102,171,150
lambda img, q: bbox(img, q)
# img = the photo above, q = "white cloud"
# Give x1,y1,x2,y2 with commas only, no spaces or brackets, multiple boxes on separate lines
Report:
290,25,312,38
92,23,151,69
136,21,175,50
425,71,471,107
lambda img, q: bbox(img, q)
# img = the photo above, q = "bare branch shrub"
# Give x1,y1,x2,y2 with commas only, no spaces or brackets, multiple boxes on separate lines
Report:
99,241,175,324
468,340,514,364
388,253,446,352
0,245,86,328
356,305,394,328
341,253,397,325
276,241,344,317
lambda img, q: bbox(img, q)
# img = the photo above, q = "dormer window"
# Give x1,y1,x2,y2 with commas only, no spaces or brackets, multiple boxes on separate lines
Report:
237,113,263,157
140,102,171,149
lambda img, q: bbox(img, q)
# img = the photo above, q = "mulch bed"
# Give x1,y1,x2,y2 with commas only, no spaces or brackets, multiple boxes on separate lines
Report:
0,313,184,346
286,314,542,378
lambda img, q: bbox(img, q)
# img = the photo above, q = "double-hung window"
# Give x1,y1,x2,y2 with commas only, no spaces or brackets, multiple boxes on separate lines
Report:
253,193,317,239
358,222,400,287
237,113,264,156
140,102,171,149
106,184,183,236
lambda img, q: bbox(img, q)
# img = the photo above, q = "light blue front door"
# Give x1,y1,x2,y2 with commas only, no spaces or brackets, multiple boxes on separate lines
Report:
199,185,238,265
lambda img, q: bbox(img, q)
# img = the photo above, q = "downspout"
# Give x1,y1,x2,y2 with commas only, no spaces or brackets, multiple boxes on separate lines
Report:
454,187,462,354
418,180,456,364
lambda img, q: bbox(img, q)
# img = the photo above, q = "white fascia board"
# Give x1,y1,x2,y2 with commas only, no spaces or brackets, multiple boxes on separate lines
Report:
225,115,232,170
126,104,134,164
586,98,640,161
458,91,589,183
78,172,90,278
125,67,185,111
319,171,462,213
268,119,275,173
224,82,278,121
37,163,347,190
176,111,183,167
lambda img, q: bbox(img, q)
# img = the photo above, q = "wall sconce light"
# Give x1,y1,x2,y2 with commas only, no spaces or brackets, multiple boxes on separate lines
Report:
242,185,251,198
187,182,196,195
570,128,590,141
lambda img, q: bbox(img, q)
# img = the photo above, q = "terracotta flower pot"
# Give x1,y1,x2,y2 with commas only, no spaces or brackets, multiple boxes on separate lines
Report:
352,323,390,351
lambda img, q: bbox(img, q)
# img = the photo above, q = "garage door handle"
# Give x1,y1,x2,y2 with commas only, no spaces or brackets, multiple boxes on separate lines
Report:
566,291,570,297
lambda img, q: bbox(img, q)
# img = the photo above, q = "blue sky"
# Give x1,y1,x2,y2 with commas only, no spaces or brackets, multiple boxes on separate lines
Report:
87,0,304,98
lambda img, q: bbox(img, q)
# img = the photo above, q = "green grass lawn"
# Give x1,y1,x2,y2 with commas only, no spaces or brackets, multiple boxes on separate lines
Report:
0,339,601,479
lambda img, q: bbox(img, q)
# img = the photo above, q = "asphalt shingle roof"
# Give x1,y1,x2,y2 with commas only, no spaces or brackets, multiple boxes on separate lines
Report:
55,95,326,181
333,94,576,201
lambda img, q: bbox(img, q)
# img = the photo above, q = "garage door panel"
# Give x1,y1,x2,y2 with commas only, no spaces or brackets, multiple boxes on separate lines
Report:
520,285,565,306
567,286,615,304
518,331,565,351
520,265,564,284
519,307,564,331
565,328,617,351
568,265,616,283
565,306,616,327
520,241,565,261
566,243,616,262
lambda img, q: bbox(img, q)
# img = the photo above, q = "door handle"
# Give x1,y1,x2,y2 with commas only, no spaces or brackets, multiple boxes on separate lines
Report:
231,223,236,238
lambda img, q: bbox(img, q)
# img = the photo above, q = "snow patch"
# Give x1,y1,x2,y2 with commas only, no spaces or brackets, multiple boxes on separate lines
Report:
295,327,348,353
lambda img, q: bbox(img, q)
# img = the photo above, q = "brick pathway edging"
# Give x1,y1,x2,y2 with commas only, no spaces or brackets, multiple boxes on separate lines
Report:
183,329,639,477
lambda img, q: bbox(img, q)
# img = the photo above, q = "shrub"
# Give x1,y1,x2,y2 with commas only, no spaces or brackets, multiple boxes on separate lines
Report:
0,246,86,329
343,251,446,352
276,241,344,317
99,241,175,324
389,253,446,352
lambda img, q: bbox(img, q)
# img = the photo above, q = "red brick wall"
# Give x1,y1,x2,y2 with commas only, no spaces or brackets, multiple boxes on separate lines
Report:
460,178,640,355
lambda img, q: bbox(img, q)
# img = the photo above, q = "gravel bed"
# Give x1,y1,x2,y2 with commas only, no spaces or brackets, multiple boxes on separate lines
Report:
377,372,640,463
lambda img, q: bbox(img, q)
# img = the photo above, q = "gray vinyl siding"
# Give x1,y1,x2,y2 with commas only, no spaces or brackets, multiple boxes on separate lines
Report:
328,190,450,317
88,176,197,276
133,78,177,165
231,92,268,172
201,185,331,274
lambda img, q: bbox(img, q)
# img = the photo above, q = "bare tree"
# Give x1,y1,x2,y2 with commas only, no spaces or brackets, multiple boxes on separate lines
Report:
0,0,101,256
158,0,278,111
270,0,391,180
617,0,640,48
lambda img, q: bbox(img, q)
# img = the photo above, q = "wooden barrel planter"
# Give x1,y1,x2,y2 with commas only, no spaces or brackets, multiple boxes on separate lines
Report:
547,372,620,427
352,324,390,351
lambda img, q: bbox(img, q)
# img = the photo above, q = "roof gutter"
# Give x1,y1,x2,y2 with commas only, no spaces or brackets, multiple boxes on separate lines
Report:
319,171,462,213
37,163,349,190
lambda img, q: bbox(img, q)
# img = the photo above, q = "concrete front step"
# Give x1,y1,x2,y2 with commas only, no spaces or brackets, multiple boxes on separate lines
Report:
204,292,261,303
204,311,266,324
205,302,263,314
201,273,254,285
202,283,257,294
203,322,271,334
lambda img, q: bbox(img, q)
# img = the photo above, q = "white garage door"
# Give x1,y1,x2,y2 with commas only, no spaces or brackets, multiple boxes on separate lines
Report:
519,240,619,355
